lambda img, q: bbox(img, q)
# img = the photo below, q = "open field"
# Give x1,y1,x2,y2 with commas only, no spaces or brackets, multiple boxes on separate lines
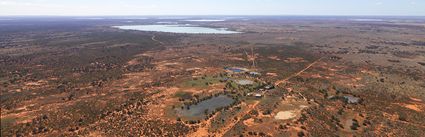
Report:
1,16,425,136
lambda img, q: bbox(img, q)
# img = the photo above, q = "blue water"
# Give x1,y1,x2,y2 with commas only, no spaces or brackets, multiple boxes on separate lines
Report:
226,68,244,72
113,25,241,34
177,95,235,118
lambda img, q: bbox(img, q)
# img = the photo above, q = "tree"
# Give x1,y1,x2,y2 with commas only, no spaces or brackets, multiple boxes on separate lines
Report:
204,109,209,115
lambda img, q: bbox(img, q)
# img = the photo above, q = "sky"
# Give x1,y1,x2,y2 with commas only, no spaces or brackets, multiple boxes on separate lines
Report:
0,0,424,16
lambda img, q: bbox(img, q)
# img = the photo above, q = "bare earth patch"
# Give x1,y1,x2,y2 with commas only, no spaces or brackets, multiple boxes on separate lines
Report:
274,111,297,120
284,57,306,63
410,97,423,102
268,56,281,60
403,104,422,112
243,118,257,127
266,72,278,77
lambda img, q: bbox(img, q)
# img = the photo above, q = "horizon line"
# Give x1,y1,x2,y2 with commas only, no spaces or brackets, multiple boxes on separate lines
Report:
1,14,424,17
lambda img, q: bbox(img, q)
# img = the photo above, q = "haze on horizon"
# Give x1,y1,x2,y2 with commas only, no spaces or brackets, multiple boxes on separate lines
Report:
0,0,424,16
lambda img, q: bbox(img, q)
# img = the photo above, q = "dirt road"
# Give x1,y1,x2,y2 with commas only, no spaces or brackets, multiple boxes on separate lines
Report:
151,35,164,45
275,57,323,86
213,101,260,137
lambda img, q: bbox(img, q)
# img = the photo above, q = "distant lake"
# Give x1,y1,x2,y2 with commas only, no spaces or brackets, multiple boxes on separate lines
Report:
349,18,384,22
184,19,225,22
113,25,241,34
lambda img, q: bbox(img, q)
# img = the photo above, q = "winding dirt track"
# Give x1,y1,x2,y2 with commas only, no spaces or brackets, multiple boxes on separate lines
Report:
151,35,164,45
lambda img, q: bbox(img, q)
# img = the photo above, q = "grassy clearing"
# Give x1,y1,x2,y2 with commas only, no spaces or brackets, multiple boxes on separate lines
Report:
174,91,193,100
180,76,225,88
257,96,282,115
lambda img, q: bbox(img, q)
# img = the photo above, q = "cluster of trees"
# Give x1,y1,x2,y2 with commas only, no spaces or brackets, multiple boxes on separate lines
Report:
184,119,201,125
247,131,268,136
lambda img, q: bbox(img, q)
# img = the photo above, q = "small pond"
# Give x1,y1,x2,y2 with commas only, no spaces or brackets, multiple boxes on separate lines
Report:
113,25,241,34
177,95,235,118
225,67,247,73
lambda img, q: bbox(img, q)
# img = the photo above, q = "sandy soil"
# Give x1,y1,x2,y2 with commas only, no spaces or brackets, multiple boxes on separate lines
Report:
274,111,297,120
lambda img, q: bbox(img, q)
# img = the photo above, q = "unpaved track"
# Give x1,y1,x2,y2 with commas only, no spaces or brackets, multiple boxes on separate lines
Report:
213,101,260,137
151,35,164,45
275,57,323,86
